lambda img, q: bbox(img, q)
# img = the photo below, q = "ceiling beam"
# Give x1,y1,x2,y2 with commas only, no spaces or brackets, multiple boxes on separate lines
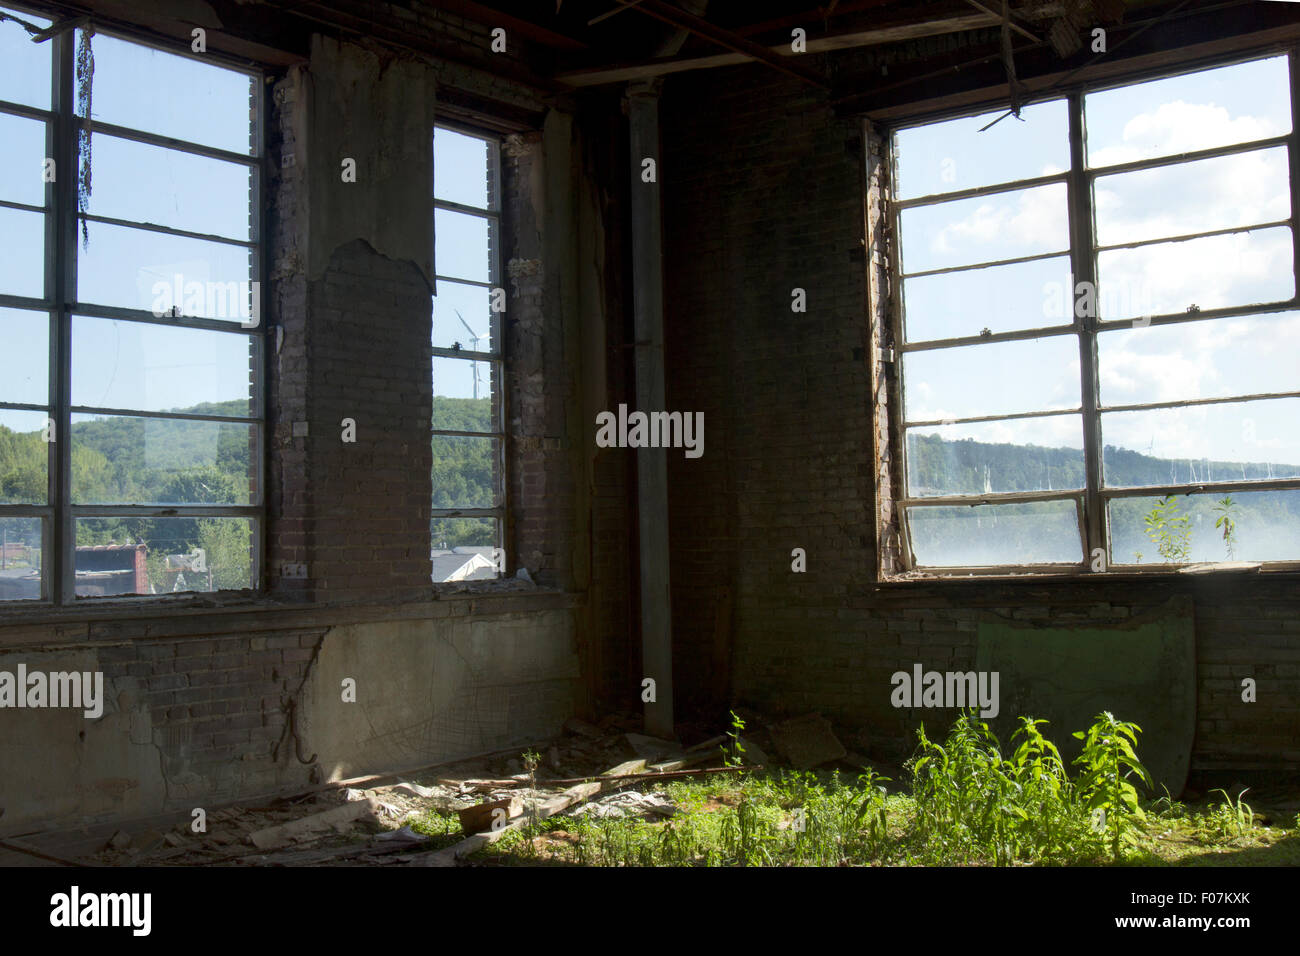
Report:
557,13,996,87
609,0,830,87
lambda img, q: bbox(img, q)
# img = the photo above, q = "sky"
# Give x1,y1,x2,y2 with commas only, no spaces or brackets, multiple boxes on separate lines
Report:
894,54,1300,478
0,11,497,466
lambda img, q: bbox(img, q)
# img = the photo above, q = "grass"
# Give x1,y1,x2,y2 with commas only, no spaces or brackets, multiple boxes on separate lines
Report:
427,711,1300,867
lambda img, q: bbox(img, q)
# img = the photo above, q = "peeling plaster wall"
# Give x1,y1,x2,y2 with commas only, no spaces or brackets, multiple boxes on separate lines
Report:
300,611,579,780
302,35,438,286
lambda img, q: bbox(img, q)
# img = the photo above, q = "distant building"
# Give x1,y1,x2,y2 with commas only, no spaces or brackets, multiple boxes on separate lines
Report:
430,547,498,583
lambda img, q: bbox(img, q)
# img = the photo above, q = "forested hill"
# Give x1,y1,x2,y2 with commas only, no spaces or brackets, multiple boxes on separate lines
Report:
907,432,1298,497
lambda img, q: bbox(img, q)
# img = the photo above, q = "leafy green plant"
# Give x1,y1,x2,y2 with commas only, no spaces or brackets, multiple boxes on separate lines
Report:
1200,788,1255,842
1213,496,1238,560
722,710,747,769
1072,712,1153,860
1144,495,1192,562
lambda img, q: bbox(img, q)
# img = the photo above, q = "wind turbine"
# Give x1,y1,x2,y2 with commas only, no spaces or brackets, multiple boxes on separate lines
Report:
455,309,487,400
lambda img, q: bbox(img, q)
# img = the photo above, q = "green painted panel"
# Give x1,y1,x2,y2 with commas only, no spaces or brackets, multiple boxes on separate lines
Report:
975,597,1195,797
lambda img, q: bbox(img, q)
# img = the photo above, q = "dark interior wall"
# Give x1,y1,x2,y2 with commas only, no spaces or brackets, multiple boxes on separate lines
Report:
660,60,1300,780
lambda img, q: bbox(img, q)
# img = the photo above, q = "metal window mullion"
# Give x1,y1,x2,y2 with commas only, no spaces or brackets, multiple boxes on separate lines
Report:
904,406,1081,429
0,198,44,214
1086,133,1292,179
901,323,1077,352
1291,46,1300,299
904,490,1083,507
0,505,52,519
430,345,500,360
0,292,53,310
1094,298,1300,332
70,505,260,517
894,169,1069,209
85,118,258,166
1101,390,1300,415
1095,218,1291,254
52,29,75,605
0,97,53,121
78,211,255,248
71,302,261,333
1101,478,1300,500
70,405,257,424
433,198,499,220
900,247,1068,281
1070,91,1105,563
886,129,913,571
0,401,48,414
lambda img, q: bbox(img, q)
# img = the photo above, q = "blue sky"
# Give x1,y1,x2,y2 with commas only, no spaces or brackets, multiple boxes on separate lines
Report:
895,54,1300,474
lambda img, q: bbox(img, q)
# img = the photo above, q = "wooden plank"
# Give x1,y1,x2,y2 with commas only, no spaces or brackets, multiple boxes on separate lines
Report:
458,796,524,835
556,15,995,87
247,798,379,850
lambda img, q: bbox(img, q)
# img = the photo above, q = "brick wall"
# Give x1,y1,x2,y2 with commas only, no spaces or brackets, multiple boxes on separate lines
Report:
660,63,1300,780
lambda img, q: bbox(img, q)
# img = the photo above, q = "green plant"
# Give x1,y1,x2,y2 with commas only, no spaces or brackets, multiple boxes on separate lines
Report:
1072,712,1153,860
1201,788,1254,841
1144,495,1192,562
722,710,747,769
1213,496,1238,560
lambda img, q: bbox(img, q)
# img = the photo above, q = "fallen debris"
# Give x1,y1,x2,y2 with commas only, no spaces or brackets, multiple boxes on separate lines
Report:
247,797,381,850
769,713,846,770
569,790,677,820
458,796,524,835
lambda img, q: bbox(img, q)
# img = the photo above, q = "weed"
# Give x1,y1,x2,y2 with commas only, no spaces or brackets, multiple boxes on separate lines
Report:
1072,712,1153,861
1144,495,1192,562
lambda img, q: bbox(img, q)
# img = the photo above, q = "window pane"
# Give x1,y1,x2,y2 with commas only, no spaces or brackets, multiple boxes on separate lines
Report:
72,317,255,416
431,435,499,509
433,357,497,432
1086,57,1291,168
77,221,253,320
434,127,494,209
903,336,1081,422
86,134,252,240
894,99,1069,200
0,515,43,600
78,31,255,155
1110,489,1300,564
0,307,48,404
1102,398,1300,488
903,255,1072,342
431,520,500,581
0,111,47,206
435,208,495,283
907,416,1084,497
1099,312,1300,407
900,183,1068,274
907,500,1082,567
1094,147,1289,247
1096,227,1294,320
75,516,254,595
0,206,44,297
71,413,254,504
0,9,51,110
433,279,496,353
0,409,48,503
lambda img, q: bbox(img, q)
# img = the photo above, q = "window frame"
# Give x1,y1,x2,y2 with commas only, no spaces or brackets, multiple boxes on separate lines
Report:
0,9,266,603
881,46,1300,578
430,120,508,577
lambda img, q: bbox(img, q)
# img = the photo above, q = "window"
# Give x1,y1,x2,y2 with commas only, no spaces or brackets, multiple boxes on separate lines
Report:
0,7,262,601
887,53,1300,573
431,124,505,582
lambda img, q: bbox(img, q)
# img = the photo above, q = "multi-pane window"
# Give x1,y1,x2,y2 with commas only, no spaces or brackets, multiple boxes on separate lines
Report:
0,8,262,601
431,124,505,582
889,53,1300,573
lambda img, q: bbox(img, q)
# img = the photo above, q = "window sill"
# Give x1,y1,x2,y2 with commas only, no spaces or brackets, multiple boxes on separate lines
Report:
874,562,1300,589
0,582,581,646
